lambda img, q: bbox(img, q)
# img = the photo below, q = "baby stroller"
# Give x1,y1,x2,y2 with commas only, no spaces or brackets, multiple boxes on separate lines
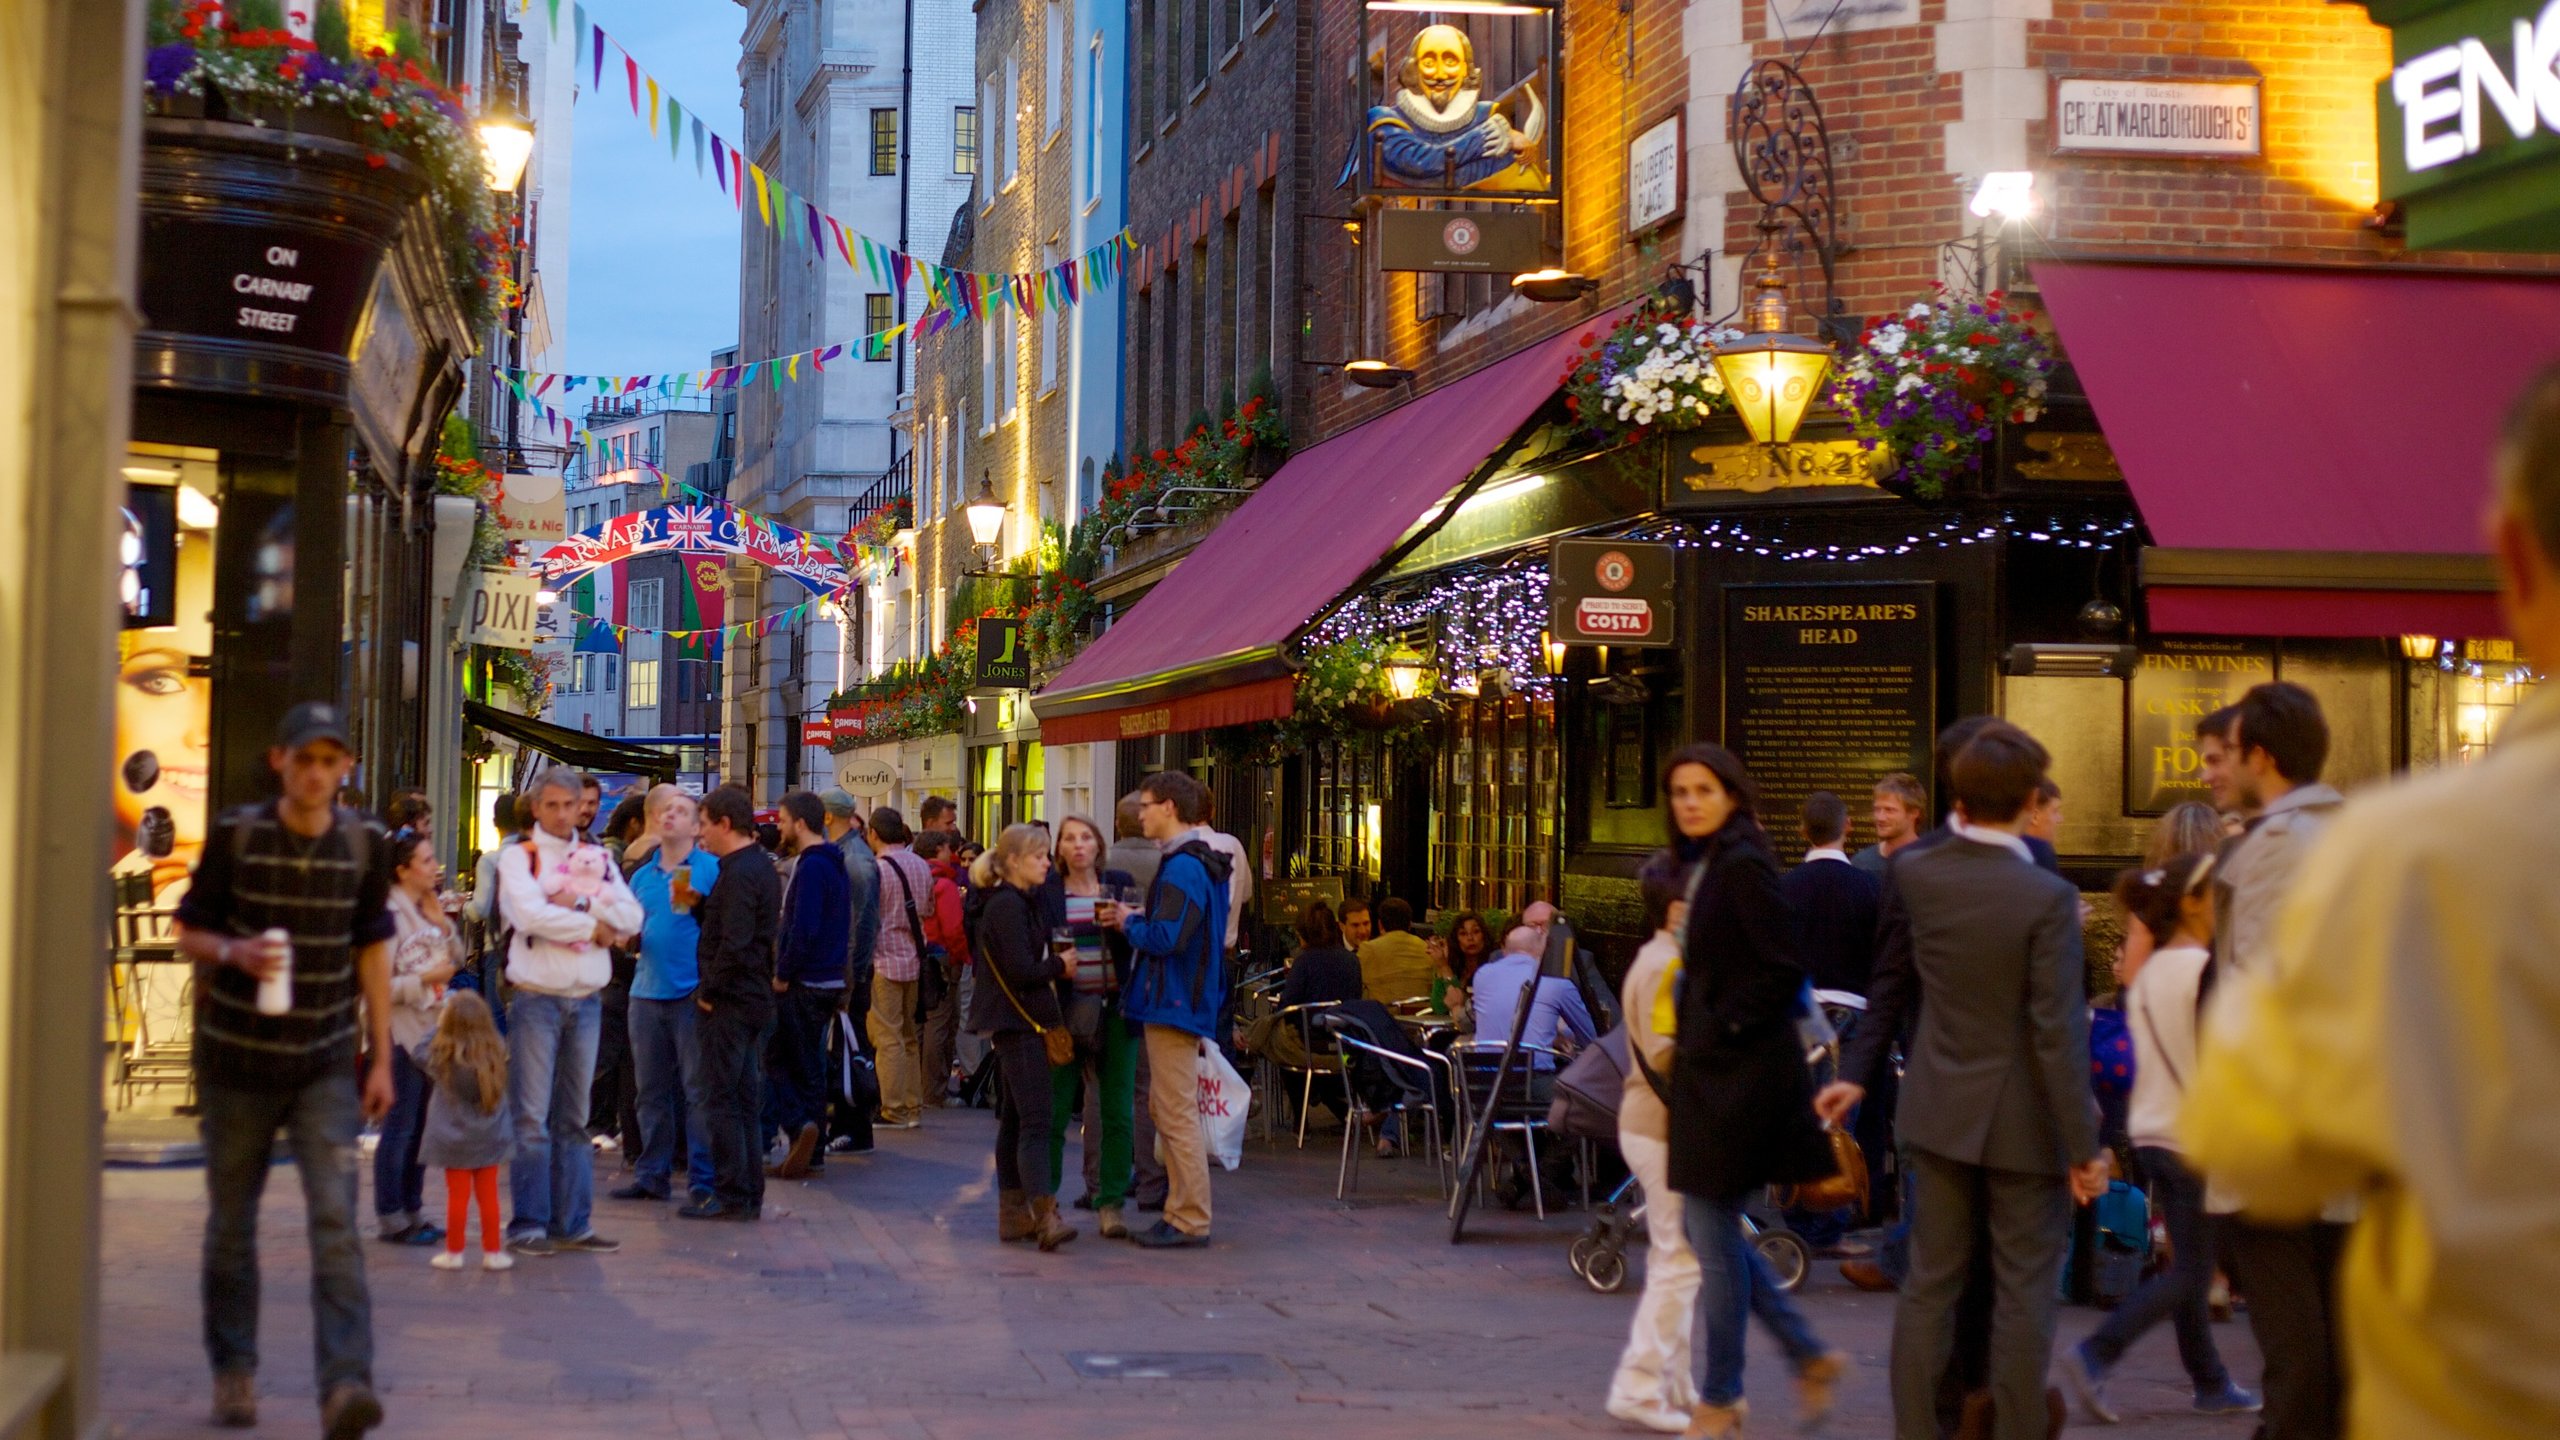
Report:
1571,1175,1812,1294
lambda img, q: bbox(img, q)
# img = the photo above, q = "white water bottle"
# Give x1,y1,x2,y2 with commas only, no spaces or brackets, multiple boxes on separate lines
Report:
254,928,293,1016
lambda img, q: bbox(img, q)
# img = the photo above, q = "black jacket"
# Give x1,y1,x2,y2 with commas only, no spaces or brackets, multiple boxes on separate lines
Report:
696,843,780,1022
966,882,1067,1037
1780,856,1882,995
1665,822,1837,1203
1280,946,1364,1008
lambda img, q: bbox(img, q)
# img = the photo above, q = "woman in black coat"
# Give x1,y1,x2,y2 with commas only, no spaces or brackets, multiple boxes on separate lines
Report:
1660,743,1847,1437
966,824,1076,1251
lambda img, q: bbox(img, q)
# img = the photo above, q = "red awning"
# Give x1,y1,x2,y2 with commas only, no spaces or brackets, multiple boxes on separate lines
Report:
1035,311,1626,743
2032,260,2560,638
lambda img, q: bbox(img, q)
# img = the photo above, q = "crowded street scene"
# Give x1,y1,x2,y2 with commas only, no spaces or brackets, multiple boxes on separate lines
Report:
3,0,2556,1437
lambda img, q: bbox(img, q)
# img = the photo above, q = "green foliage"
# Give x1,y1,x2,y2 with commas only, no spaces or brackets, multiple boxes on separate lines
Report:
228,0,286,29
387,19,428,59
1068,392,1288,578
311,0,353,61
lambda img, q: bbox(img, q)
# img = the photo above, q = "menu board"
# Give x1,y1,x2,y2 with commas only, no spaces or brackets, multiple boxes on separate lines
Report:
2125,639,2274,815
1723,583,1935,849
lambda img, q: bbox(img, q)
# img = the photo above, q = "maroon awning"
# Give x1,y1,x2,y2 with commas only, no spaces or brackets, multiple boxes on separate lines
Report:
2033,260,2560,639
1036,310,1628,741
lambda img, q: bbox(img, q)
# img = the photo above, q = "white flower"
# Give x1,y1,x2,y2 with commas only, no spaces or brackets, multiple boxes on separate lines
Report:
1908,302,1932,321
1894,373,1927,396
1871,325,1907,358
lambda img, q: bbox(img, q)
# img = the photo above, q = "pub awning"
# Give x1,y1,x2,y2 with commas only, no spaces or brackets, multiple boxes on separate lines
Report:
2031,259,2560,638
464,699,680,780
1034,310,1626,744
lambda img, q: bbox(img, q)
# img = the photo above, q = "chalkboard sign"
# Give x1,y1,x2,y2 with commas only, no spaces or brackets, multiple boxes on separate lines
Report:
1722,583,1935,852
1259,876,1345,929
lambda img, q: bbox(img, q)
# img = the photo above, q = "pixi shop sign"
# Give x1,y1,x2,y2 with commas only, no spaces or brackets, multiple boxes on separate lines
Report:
2371,0,2560,250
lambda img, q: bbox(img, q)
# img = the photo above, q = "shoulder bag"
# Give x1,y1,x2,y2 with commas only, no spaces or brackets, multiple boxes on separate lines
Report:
886,857,950,1023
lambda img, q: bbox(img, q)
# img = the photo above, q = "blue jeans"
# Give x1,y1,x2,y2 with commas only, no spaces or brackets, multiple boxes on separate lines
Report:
199,1074,373,1389
1685,1192,1830,1407
2082,1147,2231,1392
628,995,713,1197
506,990,601,1239
371,1046,431,1224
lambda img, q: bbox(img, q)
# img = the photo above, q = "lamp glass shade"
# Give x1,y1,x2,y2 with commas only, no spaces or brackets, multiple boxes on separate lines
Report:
1713,333,1833,447
2400,634,2440,662
479,114,535,193
963,484,1008,547
1383,659,1428,700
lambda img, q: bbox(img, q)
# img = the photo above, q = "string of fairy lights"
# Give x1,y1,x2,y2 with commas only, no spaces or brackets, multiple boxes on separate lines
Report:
1305,512,2149,697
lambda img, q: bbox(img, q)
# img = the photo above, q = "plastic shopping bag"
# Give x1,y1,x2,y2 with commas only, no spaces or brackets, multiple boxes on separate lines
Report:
1198,1042,1250,1172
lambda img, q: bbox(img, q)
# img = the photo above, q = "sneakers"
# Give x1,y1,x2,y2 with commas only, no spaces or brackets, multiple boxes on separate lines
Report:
2059,1343,2118,1424
319,1382,384,1440
775,1122,820,1179
211,1372,255,1428
607,1181,668,1201
2193,1382,2262,1416
826,1135,873,1154
553,1230,621,1253
1130,1220,1210,1249
482,1250,515,1271
506,1231,555,1257
590,1133,620,1153
1794,1350,1850,1428
677,1197,759,1221
429,1250,466,1271
1603,1397,1689,1434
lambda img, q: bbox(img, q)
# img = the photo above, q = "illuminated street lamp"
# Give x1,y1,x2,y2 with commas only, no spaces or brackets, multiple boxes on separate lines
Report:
479,93,536,194
964,474,1008,573
1712,249,1833,448
1382,649,1432,700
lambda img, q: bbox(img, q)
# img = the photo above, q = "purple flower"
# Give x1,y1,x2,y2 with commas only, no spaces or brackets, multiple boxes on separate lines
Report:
300,54,347,88
145,43,196,92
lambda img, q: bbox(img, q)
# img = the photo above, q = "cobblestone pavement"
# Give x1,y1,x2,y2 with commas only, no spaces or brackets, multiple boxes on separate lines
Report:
103,1109,2262,1438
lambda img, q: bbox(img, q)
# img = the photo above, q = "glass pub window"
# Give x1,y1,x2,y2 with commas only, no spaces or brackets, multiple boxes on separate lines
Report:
870,108,899,176
953,106,978,175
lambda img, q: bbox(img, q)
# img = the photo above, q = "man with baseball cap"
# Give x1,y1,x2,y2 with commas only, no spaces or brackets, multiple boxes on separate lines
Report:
173,701,397,1437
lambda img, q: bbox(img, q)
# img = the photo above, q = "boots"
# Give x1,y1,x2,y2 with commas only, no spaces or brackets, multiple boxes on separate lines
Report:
1096,1203,1130,1240
998,1189,1037,1243
1682,1399,1745,1439
1794,1351,1850,1429
1030,1195,1078,1252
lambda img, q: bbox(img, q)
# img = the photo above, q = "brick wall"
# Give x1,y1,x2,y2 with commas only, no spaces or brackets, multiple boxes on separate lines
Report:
1122,0,1305,455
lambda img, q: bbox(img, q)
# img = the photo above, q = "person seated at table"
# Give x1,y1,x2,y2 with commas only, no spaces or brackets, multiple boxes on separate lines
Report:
1280,901,1363,1009
1467,925,1597,1071
1356,897,1435,1003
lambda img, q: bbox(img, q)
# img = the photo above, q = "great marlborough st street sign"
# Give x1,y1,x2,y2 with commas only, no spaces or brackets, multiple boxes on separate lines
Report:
2370,0,2560,250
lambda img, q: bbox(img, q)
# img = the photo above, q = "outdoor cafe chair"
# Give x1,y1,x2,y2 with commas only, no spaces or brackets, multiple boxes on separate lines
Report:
1450,1041,1583,1220
1324,1026,1451,1200
1253,1000,1346,1148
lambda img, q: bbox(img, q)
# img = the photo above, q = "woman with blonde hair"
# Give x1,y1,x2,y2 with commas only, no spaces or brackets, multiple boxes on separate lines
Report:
2119,801,2225,986
1040,813,1144,1238
967,824,1076,1249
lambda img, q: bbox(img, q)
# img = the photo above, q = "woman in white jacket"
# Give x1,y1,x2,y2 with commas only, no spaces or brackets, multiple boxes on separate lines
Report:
1604,854,1701,1433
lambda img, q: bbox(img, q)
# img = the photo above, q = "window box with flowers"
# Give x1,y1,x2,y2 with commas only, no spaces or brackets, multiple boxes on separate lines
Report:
1072,386,1288,576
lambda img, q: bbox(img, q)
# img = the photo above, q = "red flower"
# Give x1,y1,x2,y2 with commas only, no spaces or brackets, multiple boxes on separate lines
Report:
364,153,387,168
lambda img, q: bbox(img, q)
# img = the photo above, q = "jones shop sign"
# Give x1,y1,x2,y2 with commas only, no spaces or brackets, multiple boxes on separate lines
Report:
2124,638,2274,815
974,615,1031,688
136,215,376,357
1550,539,1676,645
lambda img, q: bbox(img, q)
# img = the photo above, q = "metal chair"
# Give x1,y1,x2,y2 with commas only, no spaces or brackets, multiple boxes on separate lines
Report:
1450,1041,1576,1219
1252,1001,1346,1147
1323,1024,1452,1199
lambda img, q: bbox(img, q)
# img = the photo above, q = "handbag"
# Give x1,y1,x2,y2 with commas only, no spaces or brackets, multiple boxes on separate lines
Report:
1547,1029,1631,1142
982,903,1075,1067
1778,1126,1869,1215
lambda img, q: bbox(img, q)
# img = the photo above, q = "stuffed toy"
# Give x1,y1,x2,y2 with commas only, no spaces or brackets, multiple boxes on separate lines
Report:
544,844,614,949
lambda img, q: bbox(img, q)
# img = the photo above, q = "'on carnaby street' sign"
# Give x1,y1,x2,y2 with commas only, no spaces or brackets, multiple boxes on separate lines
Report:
462,568,542,650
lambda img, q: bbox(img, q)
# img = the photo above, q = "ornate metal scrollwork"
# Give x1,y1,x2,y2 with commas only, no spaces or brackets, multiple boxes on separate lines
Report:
1729,59,1850,343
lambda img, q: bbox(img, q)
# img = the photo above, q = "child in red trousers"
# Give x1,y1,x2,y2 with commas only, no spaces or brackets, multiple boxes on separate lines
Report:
419,992,515,1270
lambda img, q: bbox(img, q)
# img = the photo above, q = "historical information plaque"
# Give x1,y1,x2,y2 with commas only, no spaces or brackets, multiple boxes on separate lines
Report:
1723,583,1936,849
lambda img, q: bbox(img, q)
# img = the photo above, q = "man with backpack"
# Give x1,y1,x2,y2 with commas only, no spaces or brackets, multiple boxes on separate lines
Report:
1098,771,1231,1250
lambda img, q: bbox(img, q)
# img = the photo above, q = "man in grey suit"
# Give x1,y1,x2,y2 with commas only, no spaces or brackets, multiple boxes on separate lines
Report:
1820,721,2108,1440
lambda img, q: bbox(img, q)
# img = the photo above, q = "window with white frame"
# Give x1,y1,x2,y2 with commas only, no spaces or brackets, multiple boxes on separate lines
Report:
1084,35,1104,204
627,578,665,631
1044,1,1065,139
1003,57,1021,184
939,413,956,509
953,106,978,175
980,315,1000,427
1002,308,1020,419
627,659,660,709
979,75,1004,199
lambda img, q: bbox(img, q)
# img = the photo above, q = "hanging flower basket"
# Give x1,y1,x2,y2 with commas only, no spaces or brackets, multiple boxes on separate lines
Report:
1561,305,1747,449
1832,288,2055,501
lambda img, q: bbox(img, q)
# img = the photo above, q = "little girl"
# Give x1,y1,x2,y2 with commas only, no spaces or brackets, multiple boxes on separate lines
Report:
419,991,515,1271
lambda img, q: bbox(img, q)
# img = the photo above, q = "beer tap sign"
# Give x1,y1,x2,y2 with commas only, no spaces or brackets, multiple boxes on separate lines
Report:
1353,0,1562,202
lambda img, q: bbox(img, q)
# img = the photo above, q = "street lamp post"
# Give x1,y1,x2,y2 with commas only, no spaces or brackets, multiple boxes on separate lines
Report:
963,474,1009,574
1712,59,1848,468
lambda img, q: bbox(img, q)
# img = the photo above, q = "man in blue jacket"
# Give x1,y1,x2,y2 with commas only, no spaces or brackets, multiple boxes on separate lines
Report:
768,791,850,1178
1099,770,1230,1249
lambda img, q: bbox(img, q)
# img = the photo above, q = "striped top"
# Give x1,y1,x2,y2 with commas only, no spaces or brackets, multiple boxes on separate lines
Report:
175,803,396,1090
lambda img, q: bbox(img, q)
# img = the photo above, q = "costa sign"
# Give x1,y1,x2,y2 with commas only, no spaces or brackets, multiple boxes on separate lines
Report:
1549,538,1676,647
